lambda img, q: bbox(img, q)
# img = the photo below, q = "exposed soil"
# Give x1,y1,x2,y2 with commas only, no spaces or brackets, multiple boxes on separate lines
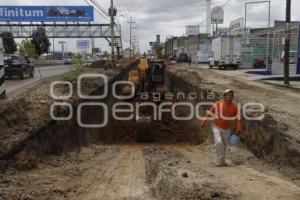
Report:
0,63,300,199
166,64,300,169
1,144,299,200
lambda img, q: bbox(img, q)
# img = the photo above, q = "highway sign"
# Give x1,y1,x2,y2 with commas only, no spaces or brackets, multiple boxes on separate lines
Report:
77,40,90,49
0,6,94,22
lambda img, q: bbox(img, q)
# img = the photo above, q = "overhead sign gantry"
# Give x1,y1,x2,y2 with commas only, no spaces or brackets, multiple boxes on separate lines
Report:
0,5,123,57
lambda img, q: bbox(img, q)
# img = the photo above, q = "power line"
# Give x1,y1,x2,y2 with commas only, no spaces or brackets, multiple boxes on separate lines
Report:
127,17,136,58
145,0,203,12
84,0,128,51
84,0,110,21
89,0,109,16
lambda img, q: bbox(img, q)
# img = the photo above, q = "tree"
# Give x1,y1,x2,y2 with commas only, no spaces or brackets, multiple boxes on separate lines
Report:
0,31,17,54
74,54,83,67
102,51,110,60
31,27,50,56
154,43,164,59
18,39,38,59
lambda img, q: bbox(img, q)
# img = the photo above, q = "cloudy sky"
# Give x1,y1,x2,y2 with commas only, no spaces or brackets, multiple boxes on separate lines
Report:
1,0,300,53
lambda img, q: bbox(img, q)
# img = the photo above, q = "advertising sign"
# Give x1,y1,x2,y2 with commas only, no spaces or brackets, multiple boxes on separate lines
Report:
211,6,224,24
77,40,90,49
186,25,200,36
0,6,94,22
230,18,244,35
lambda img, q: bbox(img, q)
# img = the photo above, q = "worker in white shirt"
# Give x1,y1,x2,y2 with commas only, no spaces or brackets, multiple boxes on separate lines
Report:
208,56,215,69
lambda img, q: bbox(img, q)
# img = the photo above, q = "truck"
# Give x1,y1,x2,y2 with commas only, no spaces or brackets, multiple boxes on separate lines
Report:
212,36,242,70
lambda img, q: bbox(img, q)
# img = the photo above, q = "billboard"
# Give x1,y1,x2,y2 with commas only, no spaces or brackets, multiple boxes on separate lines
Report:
77,40,90,49
211,6,224,24
186,25,200,36
0,6,94,22
230,18,244,35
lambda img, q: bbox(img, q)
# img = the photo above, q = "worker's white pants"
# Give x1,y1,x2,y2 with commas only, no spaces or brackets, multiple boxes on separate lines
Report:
212,125,231,165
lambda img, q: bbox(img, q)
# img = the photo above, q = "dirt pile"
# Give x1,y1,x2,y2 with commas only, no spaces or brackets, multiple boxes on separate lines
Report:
0,145,119,200
0,97,51,160
0,66,124,169
143,147,239,200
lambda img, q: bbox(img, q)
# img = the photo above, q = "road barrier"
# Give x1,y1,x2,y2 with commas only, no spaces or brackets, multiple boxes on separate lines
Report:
0,38,5,99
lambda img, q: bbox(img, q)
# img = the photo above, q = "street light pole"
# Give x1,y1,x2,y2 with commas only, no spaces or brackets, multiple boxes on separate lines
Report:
58,41,66,60
284,0,291,86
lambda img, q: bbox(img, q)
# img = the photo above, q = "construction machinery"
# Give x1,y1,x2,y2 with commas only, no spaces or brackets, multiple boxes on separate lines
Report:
133,57,167,142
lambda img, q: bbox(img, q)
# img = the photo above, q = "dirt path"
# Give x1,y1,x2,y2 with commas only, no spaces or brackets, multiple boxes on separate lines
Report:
79,145,153,200
1,144,300,199
176,145,300,200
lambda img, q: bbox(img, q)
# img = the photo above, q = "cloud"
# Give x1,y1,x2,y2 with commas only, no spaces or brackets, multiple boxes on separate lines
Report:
1,0,300,53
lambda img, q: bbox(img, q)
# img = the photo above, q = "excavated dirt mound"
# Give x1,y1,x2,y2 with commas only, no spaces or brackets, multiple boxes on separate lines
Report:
143,147,240,200
0,145,120,200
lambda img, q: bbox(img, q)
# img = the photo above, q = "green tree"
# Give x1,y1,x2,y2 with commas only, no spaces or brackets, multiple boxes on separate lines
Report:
0,31,17,54
74,54,83,67
18,39,38,59
102,51,109,60
31,27,50,56
154,43,164,59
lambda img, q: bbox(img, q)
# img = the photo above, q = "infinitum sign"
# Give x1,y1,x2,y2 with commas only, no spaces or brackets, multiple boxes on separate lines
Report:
0,6,94,22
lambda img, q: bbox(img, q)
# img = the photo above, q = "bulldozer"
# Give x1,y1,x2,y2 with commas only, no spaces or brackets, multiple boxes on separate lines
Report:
133,57,167,142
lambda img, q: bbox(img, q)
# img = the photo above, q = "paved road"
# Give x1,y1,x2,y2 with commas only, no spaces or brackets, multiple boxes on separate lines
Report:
5,65,74,97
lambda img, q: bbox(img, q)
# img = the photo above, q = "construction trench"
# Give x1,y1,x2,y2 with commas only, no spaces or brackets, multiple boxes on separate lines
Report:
0,62,300,200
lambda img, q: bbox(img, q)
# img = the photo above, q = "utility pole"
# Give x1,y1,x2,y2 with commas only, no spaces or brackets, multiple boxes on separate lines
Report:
127,17,135,60
133,34,139,58
109,0,117,64
91,38,95,62
58,41,66,60
284,0,291,86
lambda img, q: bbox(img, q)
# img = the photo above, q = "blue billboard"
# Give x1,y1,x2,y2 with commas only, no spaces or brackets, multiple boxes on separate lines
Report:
77,40,90,49
0,6,94,22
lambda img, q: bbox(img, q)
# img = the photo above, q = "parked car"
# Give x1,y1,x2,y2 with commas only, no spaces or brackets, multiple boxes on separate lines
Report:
64,58,73,65
177,53,189,63
4,54,34,79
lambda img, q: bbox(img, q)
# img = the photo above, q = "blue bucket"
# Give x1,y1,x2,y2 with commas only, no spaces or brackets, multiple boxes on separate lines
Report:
230,134,239,145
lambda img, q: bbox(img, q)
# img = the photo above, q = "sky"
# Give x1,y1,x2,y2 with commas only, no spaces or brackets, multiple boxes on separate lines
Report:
0,0,299,53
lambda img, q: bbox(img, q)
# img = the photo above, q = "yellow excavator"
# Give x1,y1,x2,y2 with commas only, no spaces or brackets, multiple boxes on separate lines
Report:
132,57,167,142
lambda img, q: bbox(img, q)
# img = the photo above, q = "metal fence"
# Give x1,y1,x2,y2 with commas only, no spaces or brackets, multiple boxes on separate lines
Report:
242,38,273,68
271,25,299,64
271,25,299,75
241,24,299,73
